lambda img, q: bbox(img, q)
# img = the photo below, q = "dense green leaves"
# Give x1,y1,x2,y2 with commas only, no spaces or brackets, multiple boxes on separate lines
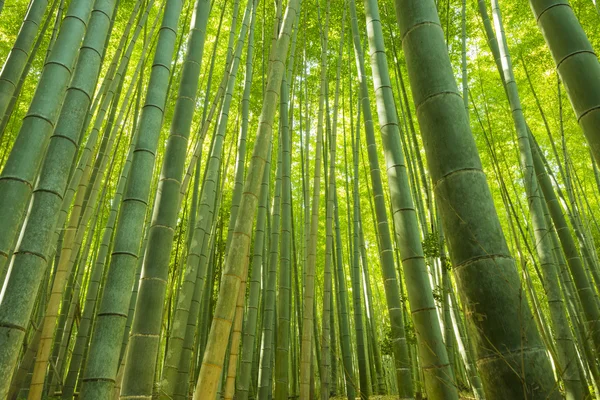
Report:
1,0,600,398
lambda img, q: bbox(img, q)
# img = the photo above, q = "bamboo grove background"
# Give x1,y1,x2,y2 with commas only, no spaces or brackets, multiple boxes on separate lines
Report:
0,0,600,398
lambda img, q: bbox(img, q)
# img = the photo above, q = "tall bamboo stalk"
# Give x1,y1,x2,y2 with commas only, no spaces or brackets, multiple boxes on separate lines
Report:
79,1,185,396
120,0,210,396
299,1,328,397
0,0,95,280
193,0,301,395
489,1,582,397
393,1,559,398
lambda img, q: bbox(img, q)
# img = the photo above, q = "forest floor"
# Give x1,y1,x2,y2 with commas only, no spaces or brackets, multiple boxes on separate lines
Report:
330,395,477,399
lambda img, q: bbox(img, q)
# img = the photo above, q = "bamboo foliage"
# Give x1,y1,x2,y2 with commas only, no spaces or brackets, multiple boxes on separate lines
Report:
1,0,600,399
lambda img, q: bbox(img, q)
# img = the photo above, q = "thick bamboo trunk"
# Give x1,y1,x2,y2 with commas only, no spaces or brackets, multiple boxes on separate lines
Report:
393,1,559,398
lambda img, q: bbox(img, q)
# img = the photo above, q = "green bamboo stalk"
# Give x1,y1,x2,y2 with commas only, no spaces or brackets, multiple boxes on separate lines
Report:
274,80,293,400
394,1,559,398
565,154,600,290
541,180,600,394
225,6,262,400
224,0,257,256
231,3,260,399
177,45,239,203
0,1,115,396
489,1,582,397
236,129,271,400
7,315,43,400
6,258,52,399
257,139,282,400
333,186,356,400
449,288,485,399
0,0,60,138
50,178,108,394
361,0,458,396
60,21,150,397
396,58,431,233
529,0,600,164
0,0,50,121
174,220,219,399
350,90,369,400
530,132,600,352
223,281,248,400
27,4,125,395
329,273,338,397
61,33,151,391
291,257,300,398
524,58,600,298
42,0,65,62
120,0,210,396
299,3,328,399
461,0,468,120
161,4,255,398
170,14,227,393
476,46,565,396
193,0,300,395
274,15,300,399
51,110,126,393
301,20,312,338
347,2,415,397
61,132,137,399
319,6,344,400
220,121,251,399
0,1,96,321
193,128,238,396
78,1,185,396
520,58,568,188
46,0,151,289
440,224,458,390
112,211,153,395
300,1,330,400
357,216,386,395
189,40,241,398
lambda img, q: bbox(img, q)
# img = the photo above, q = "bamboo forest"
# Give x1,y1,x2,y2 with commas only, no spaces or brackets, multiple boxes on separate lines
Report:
2,0,600,398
